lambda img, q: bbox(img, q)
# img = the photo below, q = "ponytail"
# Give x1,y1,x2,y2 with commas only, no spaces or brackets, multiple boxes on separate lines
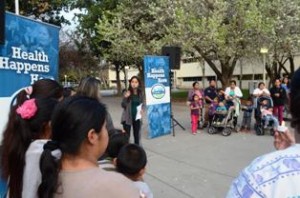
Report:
38,141,61,198
1,108,32,198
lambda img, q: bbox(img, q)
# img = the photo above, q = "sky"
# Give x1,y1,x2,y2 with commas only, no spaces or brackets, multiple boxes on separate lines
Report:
61,8,82,31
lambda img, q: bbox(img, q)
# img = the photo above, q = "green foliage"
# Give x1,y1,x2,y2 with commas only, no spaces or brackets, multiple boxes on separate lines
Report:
171,90,188,101
6,0,71,26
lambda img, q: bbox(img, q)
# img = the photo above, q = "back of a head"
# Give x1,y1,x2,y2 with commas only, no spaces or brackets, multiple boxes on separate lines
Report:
106,132,129,158
51,95,107,154
290,68,300,131
116,144,147,176
38,96,107,197
63,87,75,99
76,77,101,101
1,98,58,198
31,79,63,100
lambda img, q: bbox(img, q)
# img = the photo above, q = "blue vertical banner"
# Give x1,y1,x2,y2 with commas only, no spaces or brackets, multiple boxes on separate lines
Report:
0,12,60,141
144,56,171,138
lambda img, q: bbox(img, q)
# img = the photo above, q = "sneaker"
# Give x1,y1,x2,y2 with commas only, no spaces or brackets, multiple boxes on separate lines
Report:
263,125,268,129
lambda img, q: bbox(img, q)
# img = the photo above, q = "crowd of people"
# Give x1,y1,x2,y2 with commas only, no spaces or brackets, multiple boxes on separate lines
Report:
187,76,290,135
0,69,297,197
0,76,150,198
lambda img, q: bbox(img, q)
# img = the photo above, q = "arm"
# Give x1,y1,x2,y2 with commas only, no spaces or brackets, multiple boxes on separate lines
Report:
235,87,243,98
224,87,231,100
279,88,286,100
204,88,213,102
262,88,270,96
187,90,194,101
252,88,260,97
270,88,276,98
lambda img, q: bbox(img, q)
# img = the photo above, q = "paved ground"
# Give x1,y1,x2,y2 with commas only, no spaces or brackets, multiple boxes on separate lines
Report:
102,96,287,198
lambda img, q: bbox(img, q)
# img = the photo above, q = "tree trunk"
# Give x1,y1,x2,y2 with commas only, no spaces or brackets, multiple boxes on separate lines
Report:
194,46,238,89
289,55,295,77
114,62,122,96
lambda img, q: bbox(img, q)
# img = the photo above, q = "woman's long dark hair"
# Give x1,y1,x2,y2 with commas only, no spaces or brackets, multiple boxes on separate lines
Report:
128,76,143,97
1,98,58,198
38,96,107,198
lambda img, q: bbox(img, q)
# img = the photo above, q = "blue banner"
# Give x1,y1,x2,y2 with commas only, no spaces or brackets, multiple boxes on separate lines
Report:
144,56,171,138
0,12,60,97
0,12,60,141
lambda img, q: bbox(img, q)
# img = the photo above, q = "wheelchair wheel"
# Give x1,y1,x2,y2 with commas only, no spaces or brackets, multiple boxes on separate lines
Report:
222,128,231,136
270,128,275,136
255,125,264,136
208,126,216,134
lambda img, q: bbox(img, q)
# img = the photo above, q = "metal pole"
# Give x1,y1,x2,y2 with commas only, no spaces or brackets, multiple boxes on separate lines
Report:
15,0,19,15
64,75,67,86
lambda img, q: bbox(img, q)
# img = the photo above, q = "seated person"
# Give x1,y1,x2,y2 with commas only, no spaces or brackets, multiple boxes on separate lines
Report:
261,100,279,129
217,88,225,102
214,101,228,124
208,97,219,125
115,144,153,198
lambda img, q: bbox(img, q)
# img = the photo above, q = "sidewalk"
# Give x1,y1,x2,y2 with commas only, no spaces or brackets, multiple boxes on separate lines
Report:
103,96,278,198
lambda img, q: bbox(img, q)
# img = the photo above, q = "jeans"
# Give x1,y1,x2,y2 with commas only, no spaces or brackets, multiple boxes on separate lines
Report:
123,119,141,145
273,105,284,125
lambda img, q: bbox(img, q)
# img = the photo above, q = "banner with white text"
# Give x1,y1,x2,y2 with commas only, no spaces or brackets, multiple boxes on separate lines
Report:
0,12,60,141
144,56,171,138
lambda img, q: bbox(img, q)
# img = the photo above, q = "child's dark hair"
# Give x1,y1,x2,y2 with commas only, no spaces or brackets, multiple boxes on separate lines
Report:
63,87,75,98
192,94,199,101
116,144,147,176
106,132,129,158
1,98,58,198
38,96,107,198
217,88,223,93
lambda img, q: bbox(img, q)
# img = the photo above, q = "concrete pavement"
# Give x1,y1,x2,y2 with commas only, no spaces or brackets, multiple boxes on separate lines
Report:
102,96,282,198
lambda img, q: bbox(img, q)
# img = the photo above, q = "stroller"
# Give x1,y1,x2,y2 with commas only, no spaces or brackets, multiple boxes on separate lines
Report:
207,105,235,136
254,96,275,136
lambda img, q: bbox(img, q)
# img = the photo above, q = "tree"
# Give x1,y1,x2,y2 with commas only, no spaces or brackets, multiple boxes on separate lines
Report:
6,0,71,26
165,0,267,88
59,33,106,83
95,0,178,93
259,0,300,83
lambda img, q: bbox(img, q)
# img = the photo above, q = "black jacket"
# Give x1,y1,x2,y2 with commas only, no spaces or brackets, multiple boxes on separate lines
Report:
270,86,286,106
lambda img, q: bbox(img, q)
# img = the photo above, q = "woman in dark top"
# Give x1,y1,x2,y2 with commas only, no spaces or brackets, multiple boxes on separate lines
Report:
121,76,144,145
270,79,286,125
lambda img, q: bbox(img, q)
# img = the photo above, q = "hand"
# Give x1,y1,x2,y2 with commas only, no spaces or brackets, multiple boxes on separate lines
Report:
124,91,131,98
275,93,280,97
273,129,295,150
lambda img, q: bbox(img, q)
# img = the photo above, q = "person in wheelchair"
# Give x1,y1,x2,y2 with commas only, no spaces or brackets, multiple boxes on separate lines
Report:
261,99,279,129
213,101,228,125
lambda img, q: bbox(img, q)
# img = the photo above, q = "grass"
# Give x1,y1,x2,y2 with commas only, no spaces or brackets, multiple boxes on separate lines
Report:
171,90,188,101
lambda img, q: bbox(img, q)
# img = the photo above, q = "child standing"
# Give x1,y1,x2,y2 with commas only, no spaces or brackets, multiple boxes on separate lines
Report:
190,94,202,135
240,100,254,132
116,144,153,198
